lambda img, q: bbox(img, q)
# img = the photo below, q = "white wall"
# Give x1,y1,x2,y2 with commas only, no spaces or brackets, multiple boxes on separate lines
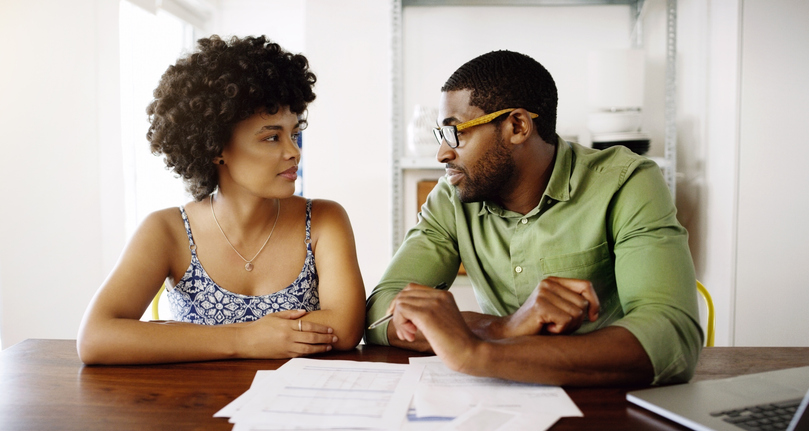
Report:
300,0,393,294
686,0,742,346
733,0,809,346
0,0,125,348
678,0,809,346
216,0,305,53
402,5,636,145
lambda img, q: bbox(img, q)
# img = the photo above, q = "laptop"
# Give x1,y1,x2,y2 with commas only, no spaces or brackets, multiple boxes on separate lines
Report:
627,366,809,431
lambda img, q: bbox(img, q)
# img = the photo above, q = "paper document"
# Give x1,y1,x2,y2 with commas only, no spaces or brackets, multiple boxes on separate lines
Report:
409,356,581,419
435,406,558,431
227,358,424,430
222,376,447,431
216,356,583,431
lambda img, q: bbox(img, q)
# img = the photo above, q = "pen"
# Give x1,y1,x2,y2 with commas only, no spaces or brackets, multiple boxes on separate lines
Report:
367,282,448,330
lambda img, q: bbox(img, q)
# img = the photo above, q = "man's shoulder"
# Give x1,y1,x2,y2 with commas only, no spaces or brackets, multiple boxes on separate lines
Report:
569,141,657,182
570,141,652,167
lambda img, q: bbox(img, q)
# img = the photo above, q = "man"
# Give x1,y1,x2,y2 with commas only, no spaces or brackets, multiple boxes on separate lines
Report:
365,50,702,386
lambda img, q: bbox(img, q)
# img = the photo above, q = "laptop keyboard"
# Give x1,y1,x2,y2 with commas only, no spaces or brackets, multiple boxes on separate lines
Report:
711,398,802,431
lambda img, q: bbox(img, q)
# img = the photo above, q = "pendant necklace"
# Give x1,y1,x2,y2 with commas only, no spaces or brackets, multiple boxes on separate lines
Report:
210,194,280,272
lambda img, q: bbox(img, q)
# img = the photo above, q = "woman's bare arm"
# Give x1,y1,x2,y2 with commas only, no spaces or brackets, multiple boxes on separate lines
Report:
76,209,337,365
300,200,366,350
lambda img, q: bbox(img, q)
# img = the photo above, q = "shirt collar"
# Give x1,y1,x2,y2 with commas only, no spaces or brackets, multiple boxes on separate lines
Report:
544,135,572,203
479,135,572,217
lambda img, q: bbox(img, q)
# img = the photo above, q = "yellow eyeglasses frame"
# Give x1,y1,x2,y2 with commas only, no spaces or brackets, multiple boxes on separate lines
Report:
433,108,539,148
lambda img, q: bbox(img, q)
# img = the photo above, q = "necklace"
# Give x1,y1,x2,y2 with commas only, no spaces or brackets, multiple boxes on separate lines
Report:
210,194,280,272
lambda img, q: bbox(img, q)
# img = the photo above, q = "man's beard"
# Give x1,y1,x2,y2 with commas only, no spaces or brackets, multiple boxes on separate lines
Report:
452,134,516,203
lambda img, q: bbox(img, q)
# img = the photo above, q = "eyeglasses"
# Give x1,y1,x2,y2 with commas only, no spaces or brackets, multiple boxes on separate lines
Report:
432,108,539,148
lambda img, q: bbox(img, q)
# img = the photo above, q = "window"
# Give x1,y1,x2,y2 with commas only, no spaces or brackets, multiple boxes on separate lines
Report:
119,0,197,237
120,0,200,320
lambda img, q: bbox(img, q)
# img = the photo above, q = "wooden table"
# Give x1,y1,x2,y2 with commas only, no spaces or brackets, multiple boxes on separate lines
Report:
1,340,808,430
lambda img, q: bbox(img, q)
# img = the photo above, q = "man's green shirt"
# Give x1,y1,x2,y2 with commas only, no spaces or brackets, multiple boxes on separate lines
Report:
366,137,703,385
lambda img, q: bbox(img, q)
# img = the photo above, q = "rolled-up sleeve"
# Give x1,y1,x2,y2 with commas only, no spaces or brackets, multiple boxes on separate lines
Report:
607,161,703,385
365,179,462,345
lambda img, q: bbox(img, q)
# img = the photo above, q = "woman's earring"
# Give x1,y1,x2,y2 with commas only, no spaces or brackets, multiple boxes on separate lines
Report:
218,159,225,165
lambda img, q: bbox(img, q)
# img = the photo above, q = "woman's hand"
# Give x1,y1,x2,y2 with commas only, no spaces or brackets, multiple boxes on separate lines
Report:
239,309,338,359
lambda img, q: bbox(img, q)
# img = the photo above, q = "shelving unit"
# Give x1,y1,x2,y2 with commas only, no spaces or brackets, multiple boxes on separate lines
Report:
390,0,677,253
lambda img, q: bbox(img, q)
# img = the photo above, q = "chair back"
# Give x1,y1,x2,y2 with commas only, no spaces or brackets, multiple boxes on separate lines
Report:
151,283,166,320
696,280,715,347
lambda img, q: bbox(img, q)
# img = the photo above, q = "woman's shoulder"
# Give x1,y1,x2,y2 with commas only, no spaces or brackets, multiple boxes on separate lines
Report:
135,206,189,242
307,198,349,221
280,196,348,218
301,198,353,238
142,206,184,225
122,207,190,270
302,199,356,254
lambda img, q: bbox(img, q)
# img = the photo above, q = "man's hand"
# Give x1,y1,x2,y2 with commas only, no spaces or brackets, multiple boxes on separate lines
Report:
498,277,600,338
387,283,482,373
388,277,600,347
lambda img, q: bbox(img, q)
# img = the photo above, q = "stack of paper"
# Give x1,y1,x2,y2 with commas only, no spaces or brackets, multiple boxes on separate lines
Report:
216,357,582,430
408,356,581,430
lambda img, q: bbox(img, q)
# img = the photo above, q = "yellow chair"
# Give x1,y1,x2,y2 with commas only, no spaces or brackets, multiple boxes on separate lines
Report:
150,283,166,320
696,280,715,347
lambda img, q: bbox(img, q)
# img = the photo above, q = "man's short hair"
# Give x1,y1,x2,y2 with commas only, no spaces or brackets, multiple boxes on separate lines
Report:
441,50,557,144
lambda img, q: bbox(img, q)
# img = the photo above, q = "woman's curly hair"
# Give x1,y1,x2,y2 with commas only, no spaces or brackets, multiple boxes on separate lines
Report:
146,35,316,200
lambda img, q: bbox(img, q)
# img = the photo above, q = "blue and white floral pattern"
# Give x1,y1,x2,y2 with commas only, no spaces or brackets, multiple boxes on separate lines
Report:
167,200,319,325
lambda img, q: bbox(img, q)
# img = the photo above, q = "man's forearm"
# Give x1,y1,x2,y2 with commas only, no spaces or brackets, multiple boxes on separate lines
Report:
462,326,654,386
462,311,507,340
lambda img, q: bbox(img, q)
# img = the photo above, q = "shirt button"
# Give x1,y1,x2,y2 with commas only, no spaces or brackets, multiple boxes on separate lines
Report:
547,198,553,205
515,266,523,273
520,219,528,224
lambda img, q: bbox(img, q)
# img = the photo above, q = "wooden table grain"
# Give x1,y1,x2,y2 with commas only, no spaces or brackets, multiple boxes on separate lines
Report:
1,339,807,430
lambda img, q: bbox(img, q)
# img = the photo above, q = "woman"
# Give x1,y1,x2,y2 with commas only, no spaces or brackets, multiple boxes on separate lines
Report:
77,35,366,364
